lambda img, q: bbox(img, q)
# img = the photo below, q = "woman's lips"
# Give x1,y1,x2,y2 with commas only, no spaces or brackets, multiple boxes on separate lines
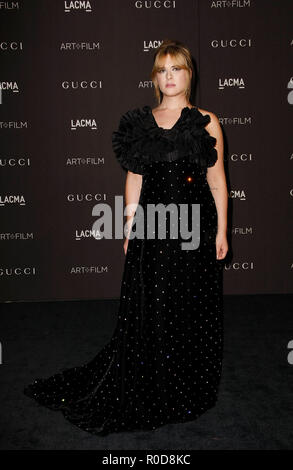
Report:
166,84,175,87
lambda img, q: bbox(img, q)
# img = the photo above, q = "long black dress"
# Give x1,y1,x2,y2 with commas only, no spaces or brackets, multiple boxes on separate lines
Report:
23,105,224,436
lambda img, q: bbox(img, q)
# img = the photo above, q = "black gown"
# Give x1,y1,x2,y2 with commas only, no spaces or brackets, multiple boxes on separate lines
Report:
23,105,224,436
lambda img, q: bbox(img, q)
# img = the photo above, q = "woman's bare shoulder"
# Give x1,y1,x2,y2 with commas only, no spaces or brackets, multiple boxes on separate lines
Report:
197,107,215,118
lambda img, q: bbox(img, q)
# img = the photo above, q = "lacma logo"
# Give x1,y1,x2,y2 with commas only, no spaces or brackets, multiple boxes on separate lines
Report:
0,81,19,93
64,1,92,12
0,194,26,206
71,118,97,130
143,40,163,52
75,228,102,240
230,189,246,201
218,77,245,90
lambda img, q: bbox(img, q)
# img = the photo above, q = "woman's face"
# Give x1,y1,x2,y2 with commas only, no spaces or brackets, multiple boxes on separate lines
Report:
155,54,190,98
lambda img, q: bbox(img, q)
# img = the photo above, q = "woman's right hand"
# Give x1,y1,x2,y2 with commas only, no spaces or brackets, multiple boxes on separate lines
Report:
123,237,129,255
123,216,134,255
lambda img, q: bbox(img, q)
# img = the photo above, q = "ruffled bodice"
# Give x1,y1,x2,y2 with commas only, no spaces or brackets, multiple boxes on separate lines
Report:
111,105,218,175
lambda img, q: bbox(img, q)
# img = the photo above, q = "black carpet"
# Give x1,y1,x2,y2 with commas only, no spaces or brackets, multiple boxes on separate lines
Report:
0,295,292,450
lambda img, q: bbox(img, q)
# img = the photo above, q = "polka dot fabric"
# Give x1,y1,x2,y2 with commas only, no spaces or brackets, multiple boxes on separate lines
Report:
23,105,224,436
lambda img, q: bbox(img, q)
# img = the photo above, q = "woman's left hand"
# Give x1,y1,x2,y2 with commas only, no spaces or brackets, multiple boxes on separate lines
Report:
216,232,228,260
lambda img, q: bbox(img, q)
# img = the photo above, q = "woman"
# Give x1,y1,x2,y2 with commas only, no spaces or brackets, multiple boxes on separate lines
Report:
24,39,229,436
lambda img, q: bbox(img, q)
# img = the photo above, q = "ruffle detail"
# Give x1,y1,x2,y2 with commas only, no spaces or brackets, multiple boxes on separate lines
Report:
112,108,148,175
111,105,217,175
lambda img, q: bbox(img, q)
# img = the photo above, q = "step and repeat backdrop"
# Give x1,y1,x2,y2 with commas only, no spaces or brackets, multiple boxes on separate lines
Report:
0,0,292,301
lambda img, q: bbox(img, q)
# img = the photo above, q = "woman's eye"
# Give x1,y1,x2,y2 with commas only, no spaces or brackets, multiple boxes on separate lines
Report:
158,67,180,73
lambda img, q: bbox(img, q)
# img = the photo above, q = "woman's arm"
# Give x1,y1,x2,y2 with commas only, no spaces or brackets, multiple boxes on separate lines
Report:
204,112,229,259
205,113,228,236
124,171,142,242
